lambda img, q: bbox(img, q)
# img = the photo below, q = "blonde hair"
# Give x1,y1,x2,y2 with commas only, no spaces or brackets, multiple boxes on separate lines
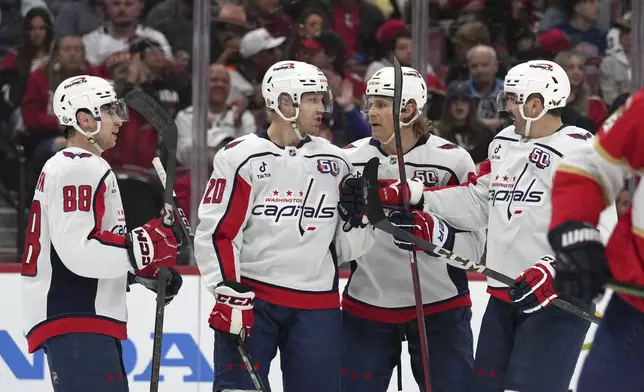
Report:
554,51,590,116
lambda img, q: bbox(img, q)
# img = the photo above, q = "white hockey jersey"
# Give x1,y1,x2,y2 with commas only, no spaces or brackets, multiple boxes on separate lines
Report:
423,125,597,302
342,135,486,323
21,147,132,353
194,133,375,310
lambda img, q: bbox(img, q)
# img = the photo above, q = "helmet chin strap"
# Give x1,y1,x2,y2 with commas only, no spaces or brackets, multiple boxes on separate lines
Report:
276,107,304,140
518,105,548,138
73,121,105,154
382,110,421,146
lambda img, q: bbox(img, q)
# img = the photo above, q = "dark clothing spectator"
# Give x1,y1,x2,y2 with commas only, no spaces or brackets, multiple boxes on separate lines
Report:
0,4,23,57
144,0,196,55
328,104,371,147
54,0,103,37
556,22,606,57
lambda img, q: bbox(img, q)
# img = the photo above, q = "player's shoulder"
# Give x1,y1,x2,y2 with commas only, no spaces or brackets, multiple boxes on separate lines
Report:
545,125,594,155
215,133,264,161
492,125,521,143
424,133,467,153
340,137,376,159
44,147,110,183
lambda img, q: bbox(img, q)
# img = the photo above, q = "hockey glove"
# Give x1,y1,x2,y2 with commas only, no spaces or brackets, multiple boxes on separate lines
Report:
126,217,181,271
378,178,424,207
509,255,558,314
338,174,368,230
389,210,455,253
209,280,255,340
548,221,610,303
130,267,183,305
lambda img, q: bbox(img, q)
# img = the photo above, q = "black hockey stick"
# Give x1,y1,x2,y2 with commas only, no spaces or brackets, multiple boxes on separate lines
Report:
123,90,178,392
152,159,267,392
390,58,432,392
152,157,194,247
361,157,602,325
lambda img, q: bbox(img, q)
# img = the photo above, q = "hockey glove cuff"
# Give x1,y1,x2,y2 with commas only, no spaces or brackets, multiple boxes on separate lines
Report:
338,174,368,230
133,267,183,305
209,281,255,340
548,221,610,303
126,217,180,271
389,210,455,253
378,178,424,207
509,255,558,314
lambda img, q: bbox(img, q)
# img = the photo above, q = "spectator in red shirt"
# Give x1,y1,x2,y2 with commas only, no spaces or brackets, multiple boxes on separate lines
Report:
22,35,100,167
327,0,384,63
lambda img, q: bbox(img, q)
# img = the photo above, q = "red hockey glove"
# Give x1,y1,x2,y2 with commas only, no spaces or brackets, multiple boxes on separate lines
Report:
378,178,424,207
132,267,183,305
126,217,181,271
209,281,255,340
389,210,455,253
509,255,558,314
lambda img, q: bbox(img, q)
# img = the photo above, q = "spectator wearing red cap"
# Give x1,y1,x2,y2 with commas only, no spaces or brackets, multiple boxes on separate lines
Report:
536,28,572,58
554,50,606,133
364,19,409,82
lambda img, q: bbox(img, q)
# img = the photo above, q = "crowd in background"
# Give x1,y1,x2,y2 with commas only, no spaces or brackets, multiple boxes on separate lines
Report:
0,0,634,262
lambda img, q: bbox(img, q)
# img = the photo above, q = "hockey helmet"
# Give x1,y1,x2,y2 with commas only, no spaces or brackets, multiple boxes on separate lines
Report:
53,75,128,151
262,61,333,121
496,60,570,136
363,66,428,125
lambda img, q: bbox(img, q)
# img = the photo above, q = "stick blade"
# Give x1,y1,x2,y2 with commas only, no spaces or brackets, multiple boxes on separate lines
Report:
123,90,177,149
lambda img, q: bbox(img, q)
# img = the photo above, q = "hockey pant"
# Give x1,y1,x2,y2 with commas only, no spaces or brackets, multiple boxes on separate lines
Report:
341,306,474,392
577,295,644,392
42,332,129,392
212,298,341,392
472,296,592,392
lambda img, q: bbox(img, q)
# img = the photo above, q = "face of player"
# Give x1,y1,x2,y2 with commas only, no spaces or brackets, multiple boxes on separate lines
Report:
296,92,327,135
506,94,543,135
366,96,395,142
96,103,125,149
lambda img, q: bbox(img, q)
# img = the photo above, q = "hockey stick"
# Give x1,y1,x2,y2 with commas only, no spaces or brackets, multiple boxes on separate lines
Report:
390,58,432,392
361,157,602,325
123,90,178,392
152,158,267,392
152,157,194,247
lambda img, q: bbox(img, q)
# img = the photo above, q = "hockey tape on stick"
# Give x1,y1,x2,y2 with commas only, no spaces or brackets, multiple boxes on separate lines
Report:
361,157,602,325
152,157,194,247
391,58,432,392
123,90,177,228
237,337,267,392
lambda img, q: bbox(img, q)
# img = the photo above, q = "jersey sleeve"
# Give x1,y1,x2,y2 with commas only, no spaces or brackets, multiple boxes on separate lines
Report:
194,150,253,295
47,164,132,279
422,159,491,231
550,93,644,229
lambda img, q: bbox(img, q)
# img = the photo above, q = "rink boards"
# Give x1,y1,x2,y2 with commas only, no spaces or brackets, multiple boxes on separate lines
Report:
0,266,610,391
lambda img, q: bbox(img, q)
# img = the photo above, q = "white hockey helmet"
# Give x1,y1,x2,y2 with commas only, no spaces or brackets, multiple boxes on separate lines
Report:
53,75,128,152
363,66,428,125
496,60,570,137
262,61,332,138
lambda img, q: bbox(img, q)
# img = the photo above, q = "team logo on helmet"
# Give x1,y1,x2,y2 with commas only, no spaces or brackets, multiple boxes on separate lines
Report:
63,76,87,89
403,70,423,79
272,62,296,71
529,63,554,71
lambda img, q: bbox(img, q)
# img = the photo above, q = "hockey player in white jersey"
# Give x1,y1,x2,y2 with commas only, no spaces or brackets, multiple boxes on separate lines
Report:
20,75,182,392
341,66,486,392
377,60,596,392
193,60,375,392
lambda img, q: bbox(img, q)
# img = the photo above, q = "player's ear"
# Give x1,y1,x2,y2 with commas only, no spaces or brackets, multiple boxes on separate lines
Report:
76,110,93,130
